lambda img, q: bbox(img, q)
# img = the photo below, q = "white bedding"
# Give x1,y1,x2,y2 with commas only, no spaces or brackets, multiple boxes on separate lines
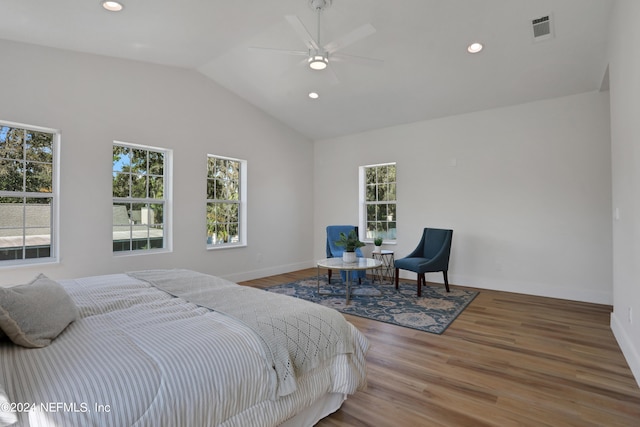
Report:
0,272,369,427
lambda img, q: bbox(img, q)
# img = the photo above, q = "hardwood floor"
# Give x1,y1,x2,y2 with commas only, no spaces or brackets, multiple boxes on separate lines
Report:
239,269,640,426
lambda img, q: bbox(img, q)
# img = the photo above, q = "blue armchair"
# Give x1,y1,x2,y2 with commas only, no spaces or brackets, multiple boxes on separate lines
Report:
326,225,366,284
394,228,453,296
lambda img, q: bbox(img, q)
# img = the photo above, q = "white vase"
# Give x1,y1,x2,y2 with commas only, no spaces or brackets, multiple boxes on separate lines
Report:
373,245,382,253
342,251,357,263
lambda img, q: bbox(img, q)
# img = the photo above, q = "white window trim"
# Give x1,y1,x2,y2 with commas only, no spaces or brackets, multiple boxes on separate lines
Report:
0,120,60,268
358,162,397,245
112,140,172,256
206,154,247,250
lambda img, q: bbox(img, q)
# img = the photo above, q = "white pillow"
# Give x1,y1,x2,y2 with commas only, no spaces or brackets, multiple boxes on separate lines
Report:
0,274,78,348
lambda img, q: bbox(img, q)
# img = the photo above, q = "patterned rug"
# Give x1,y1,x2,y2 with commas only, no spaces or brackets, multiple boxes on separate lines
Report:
265,276,478,335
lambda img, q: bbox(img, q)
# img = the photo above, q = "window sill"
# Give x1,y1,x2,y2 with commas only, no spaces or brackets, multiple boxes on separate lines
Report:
207,243,247,251
113,248,172,257
0,258,60,269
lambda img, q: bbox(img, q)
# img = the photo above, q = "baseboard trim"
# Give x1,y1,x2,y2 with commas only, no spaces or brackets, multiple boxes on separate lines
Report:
408,272,612,305
227,264,611,305
611,312,640,388
223,261,315,283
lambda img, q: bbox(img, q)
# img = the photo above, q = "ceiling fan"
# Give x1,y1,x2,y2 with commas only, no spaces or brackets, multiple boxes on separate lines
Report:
251,0,379,75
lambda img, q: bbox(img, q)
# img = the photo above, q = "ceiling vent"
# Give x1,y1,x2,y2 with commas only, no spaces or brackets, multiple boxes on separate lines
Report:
531,15,553,41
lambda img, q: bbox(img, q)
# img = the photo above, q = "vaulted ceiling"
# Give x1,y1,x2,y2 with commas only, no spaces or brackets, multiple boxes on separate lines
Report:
0,0,614,140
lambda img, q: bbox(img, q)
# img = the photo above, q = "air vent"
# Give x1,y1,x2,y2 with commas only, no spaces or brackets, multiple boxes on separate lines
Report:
531,15,553,41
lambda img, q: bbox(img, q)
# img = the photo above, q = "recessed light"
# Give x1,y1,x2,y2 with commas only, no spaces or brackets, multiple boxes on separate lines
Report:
102,1,124,12
308,92,319,99
467,42,483,54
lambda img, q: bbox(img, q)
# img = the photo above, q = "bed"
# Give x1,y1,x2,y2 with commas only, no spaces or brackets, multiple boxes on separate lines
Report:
0,269,369,426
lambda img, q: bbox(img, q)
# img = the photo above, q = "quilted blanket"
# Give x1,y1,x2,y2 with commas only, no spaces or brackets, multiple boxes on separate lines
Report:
128,269,355,398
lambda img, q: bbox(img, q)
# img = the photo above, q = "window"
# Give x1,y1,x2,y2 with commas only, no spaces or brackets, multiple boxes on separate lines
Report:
206,155,246,248
112,142,171,253
359,163,396,242
0,121,58,265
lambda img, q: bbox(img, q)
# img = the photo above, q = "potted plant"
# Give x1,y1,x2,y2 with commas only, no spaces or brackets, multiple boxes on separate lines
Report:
373,237,383,253
335,230,365,263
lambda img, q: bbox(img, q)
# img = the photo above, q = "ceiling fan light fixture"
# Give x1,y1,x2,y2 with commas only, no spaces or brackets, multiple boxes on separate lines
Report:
308,54,328,70
309,0,331,12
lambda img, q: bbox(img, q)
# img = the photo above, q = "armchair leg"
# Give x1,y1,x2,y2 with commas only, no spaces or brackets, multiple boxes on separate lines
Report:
395,268,400,290
443,271,450,292
328,269,332,284
417,273,425,297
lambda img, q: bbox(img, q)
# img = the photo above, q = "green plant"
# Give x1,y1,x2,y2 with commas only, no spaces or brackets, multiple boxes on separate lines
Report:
374,237,383,246
335,230,365,252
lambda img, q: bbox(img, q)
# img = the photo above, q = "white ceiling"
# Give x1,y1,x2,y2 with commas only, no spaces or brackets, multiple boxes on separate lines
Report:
0,0,614,140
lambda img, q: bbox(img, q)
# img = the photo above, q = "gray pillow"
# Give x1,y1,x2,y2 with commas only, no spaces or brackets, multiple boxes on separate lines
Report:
0,274,78,348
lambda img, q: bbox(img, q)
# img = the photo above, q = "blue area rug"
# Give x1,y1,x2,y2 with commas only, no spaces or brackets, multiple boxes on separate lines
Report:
265,276,478,335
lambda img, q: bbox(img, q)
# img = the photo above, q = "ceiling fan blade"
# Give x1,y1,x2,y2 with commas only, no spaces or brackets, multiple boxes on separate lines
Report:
285,15,319,51
331,52,384,66
326,63,340,85
248,46,308,56
324,23,376,54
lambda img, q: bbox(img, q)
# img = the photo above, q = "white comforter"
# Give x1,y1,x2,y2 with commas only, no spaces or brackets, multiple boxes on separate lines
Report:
0,272,369,427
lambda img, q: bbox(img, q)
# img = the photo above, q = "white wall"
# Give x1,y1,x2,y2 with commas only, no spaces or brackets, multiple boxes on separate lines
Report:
0,39,314,285
608,0,640,387
314,91,612,305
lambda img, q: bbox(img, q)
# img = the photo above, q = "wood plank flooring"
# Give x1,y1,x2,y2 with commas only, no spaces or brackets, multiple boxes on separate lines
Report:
239,269,640,427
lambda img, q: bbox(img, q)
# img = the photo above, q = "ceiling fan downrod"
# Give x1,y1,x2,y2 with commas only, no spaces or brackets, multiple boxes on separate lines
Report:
307,0,331,70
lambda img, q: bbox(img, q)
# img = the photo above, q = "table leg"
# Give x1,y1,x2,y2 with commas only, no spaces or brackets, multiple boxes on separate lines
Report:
345,271,351,305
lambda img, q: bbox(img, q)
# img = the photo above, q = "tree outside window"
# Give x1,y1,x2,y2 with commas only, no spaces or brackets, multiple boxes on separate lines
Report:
0,123,56,263
112,143,168,252
360,163,396,242
206,155,246,248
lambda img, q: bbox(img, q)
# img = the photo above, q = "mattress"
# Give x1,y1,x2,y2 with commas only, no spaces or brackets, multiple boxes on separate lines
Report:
0,270,369,426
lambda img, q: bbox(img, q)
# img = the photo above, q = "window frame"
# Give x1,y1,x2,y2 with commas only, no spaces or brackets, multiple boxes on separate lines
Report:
206,154,247,250
358,162,397,244
0,120,60,267
112,141,172,255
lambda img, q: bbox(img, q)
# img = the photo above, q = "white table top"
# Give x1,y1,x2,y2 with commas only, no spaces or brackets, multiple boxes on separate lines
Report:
316,257,382,270
372,249,394,255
